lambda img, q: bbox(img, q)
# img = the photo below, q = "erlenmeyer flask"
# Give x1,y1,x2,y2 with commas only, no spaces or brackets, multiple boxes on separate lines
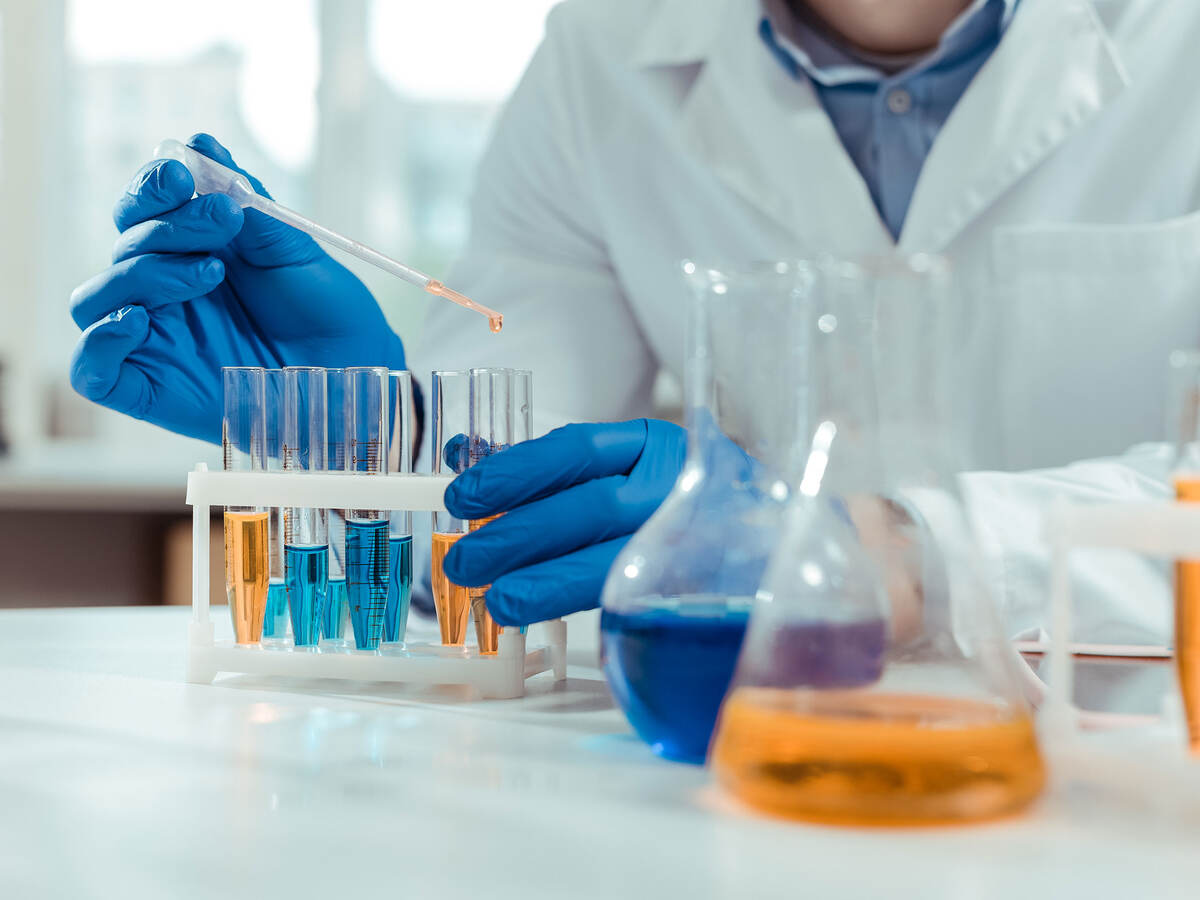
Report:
600,261,818,763
711,255,1046,825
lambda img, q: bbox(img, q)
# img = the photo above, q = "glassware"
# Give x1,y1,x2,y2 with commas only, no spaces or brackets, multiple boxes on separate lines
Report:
283,367,329,647
262,369,290,640
345,366,391,650
431,370,472,646
221,366,269,644
466,368,534,653
600,261,819,763
385,369,414,644
323,367,349,641
1167,350,1200,753
710,255,1046,825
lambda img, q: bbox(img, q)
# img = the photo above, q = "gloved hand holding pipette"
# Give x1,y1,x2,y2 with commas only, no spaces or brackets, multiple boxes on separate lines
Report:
69,134,406,443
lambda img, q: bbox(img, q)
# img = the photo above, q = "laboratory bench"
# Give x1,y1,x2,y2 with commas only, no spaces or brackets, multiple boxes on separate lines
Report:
0,606,1196,899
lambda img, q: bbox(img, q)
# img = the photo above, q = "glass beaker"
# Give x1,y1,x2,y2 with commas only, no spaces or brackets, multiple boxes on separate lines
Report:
600,261,819,763
1167,350,1200,753
710,255,1045,825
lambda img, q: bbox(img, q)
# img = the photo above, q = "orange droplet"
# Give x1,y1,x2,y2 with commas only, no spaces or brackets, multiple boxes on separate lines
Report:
489,316,503,333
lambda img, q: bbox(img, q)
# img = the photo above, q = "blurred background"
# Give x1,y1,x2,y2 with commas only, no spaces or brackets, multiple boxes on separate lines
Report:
0,0,556,608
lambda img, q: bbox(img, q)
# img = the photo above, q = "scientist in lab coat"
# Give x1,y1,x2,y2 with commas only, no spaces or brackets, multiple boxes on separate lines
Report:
69,0,1200,645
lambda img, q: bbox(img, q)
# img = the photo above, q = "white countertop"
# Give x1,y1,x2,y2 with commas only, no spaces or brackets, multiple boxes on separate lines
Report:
1,607,1197,899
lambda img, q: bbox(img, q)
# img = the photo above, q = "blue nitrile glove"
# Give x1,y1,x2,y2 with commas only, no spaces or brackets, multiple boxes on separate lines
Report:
441,419,688,626
69,133,405,443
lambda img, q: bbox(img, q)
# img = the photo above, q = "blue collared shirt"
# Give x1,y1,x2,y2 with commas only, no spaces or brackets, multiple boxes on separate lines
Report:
761,0,1019,239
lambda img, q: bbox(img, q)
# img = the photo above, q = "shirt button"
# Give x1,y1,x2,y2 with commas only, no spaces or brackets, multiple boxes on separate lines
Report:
886,88,912,115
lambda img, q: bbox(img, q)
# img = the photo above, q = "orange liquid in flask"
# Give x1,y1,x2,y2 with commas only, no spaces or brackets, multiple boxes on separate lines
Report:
1174,476,1200,753
223,510,270,644
711,689,1045,826
431,532,471,645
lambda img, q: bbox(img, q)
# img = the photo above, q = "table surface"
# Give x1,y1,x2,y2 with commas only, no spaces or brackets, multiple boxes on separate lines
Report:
1,607,1197,900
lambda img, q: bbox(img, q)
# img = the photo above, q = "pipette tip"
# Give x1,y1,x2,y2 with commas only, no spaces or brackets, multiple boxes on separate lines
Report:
425,280,504,333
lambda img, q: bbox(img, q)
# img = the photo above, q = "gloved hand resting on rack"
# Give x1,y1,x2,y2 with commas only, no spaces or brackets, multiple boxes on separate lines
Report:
68,133,405,443
442,419,688,626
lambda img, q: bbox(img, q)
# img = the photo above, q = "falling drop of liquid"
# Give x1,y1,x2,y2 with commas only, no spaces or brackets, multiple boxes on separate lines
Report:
489,316,503,333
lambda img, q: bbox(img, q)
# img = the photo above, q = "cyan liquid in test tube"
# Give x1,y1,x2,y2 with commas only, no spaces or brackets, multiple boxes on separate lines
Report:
283,367,329,646
345,367,390,650
385,370,414,644
263,369,289,639
322,368,348,641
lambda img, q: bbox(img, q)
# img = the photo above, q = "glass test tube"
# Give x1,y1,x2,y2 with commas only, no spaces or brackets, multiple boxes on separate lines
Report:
467,368,515,653
283,367,330,647
222,367,269,644
508,370,532,638
432,370,472,646
322,367,349,641
1170,351,1200,753
385,370,414,644
263,369,290,640
345,367,391,650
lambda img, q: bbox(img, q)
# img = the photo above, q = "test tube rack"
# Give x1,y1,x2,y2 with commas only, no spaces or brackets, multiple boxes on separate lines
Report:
184,463,567,699
1042,498,1196,737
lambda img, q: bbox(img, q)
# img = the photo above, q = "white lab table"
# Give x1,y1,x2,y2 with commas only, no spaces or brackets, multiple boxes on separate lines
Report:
0,606,1196,899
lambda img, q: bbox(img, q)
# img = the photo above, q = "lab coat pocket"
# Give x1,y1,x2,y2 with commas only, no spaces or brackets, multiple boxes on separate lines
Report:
992,211,1200,470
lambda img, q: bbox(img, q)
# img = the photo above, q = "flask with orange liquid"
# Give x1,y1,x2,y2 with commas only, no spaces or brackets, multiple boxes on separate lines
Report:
710,255,1045,825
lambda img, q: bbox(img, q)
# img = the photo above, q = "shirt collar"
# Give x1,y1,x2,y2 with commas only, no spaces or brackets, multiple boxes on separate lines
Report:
762,0,1019,87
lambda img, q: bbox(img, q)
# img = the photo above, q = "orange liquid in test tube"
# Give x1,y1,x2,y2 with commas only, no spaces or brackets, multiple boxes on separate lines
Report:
432,532,471,645
1174,477,1200,753
468,515,502,654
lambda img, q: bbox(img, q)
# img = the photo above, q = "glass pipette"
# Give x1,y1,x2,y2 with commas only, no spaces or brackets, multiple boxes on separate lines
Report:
153,139,503,333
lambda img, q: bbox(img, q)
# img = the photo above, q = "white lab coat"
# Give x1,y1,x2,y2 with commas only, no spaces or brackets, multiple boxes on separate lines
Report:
409,0,1200,645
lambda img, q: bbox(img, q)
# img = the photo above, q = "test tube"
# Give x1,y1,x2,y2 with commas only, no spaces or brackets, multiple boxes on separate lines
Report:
467,368,514,654
507,369,532,639
345,366,391,650
263,369,289,641
222,367,269,644
322,367,349,641
1170,351,1200,753
385,370,414,644
283,367,330,646
432,370,472,646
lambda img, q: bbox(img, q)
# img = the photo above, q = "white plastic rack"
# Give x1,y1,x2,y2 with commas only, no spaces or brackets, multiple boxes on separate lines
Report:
184,463,567,698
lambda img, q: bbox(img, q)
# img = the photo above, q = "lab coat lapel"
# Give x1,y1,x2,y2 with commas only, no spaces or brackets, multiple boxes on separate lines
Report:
667,1,893,254
899,0,1128,253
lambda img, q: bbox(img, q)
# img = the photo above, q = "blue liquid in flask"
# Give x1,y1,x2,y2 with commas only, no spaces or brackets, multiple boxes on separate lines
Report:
384,534,413,643
323,576,348,640
286,545,328,646
601,602,749,764
263,578,289,639
346,519,389,650
602,601,889,764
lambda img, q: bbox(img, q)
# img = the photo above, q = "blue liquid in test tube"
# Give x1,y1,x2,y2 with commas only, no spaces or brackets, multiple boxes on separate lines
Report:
263,579,289,638
346,519,389,649
385,534,413,643
286,545,329,646
323,575,348,640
